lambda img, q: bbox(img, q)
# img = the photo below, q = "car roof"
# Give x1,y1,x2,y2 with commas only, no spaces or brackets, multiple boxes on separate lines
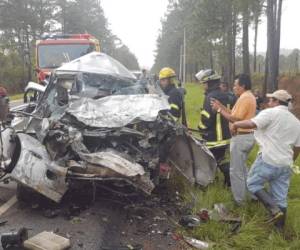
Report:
56,52,136,80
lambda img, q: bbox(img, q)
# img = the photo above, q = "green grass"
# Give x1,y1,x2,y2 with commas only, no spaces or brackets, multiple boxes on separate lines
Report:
180,83,300,249
9,93,23,101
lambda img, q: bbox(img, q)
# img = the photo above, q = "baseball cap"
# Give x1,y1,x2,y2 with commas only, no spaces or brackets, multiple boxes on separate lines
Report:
266,89,292,103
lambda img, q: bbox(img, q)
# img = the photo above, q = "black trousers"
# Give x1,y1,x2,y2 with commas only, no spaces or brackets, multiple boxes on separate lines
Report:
210,146,231,187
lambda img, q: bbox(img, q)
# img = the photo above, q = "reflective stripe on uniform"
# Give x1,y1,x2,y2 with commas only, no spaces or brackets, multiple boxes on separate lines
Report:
170,103,180,110
171,114,179,122
198,120,207,129
200,110,210,118
216,113,223,141
206,139,230,148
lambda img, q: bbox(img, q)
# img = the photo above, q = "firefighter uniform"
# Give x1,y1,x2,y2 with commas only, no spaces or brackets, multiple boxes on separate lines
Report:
199,89,231,145
159,67,183,121
158,67,183,172
196,69,231,186
163,84,183,120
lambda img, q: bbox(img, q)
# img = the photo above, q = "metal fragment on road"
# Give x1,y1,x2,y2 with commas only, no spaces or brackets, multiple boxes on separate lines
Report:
183,236,210,249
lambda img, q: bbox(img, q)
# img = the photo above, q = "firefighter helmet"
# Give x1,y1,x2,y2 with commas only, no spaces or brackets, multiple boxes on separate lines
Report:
195,69,221,83
159,67,176,80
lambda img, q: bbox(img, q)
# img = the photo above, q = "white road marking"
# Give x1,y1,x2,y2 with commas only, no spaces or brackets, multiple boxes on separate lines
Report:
0,195,17,217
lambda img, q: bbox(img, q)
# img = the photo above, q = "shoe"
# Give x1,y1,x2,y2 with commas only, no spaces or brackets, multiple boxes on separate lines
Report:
266,211,284,224
274,207,287,231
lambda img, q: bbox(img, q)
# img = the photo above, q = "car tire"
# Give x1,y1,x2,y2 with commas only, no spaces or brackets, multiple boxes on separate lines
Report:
16,183,40,203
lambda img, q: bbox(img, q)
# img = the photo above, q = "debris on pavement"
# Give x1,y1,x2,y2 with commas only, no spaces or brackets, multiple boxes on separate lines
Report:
198,209,210,222
183,236,211,249
24,231,70,250
70,216,83,224
43,208,60,218
179,215,201,228
101,244,143,250
1,227,28,250
210,203,242,224
173,234,211,249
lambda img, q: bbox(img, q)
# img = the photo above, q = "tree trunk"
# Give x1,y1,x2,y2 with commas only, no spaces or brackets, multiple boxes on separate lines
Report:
231,7,237,88
264,50,268,95
266,0,283,92
253,13,259,73
226,2,236,85
209,41,214,69
274,0,282,86
242,6,250,75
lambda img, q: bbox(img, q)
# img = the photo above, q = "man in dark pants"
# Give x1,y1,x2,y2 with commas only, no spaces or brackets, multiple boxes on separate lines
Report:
232,90,300,230
195,69,231,186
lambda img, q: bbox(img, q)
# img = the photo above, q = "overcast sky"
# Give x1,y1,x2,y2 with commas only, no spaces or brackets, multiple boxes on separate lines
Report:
102,0,300,69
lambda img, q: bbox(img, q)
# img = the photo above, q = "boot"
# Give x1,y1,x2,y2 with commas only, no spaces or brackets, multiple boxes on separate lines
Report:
219,163,231,187
274,207,287,231
255,190,284,222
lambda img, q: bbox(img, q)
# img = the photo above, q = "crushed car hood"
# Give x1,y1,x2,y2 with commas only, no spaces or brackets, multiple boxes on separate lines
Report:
65,94,170,128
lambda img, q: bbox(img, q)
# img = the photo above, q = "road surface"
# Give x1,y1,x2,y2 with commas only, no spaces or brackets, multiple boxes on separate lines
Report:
0,182,181,250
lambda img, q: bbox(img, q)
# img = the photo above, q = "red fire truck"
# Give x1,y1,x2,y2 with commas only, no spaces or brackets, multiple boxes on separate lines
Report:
35,34,100,83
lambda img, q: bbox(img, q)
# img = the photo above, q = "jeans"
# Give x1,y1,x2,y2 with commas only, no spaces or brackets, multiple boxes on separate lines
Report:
230,133,255,204
247,155,292,208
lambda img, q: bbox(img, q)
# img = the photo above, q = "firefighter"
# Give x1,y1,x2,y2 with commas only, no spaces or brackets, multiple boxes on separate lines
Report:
159,67,183,121
195,69,231,186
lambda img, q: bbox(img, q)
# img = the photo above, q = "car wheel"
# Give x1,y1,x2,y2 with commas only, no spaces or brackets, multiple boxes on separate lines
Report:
16,183,40,203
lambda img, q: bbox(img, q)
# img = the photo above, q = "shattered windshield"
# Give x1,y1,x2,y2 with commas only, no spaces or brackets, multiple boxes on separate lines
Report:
40,72,146,115
38,44,95,68
72,72,144,98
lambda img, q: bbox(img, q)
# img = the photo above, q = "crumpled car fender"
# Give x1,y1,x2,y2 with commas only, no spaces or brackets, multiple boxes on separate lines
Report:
168,133,217,187
10,133,68,202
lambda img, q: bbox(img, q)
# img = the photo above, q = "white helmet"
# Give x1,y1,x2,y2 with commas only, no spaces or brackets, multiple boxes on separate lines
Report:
195,69,221,83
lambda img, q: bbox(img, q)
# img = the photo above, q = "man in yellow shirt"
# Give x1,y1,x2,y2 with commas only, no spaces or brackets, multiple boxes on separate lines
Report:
211,74,256,205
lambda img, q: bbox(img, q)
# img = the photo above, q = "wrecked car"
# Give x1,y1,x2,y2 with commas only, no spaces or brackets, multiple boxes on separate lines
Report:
1,52,216,203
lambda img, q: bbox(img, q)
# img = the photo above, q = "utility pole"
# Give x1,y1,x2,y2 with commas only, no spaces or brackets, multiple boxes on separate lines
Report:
183,28,186,86
179,45,183,82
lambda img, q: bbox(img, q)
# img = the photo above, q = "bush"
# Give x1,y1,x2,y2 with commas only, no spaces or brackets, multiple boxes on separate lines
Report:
0,51,26,95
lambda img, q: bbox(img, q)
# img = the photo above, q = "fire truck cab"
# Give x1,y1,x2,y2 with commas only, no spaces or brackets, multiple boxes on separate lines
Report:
36,34,100,83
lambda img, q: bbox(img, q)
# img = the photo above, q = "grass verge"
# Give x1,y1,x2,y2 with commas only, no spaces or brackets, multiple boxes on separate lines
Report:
9,93,23,101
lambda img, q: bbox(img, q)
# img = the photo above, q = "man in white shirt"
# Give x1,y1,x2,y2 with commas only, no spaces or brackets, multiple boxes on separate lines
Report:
231,90,300,230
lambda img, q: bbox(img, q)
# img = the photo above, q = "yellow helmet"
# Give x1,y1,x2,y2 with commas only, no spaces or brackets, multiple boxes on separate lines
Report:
159,67,176,80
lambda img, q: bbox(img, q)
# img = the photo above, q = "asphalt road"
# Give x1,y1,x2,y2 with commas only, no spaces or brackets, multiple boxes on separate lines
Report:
0,184,125,250
0,182,181,250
